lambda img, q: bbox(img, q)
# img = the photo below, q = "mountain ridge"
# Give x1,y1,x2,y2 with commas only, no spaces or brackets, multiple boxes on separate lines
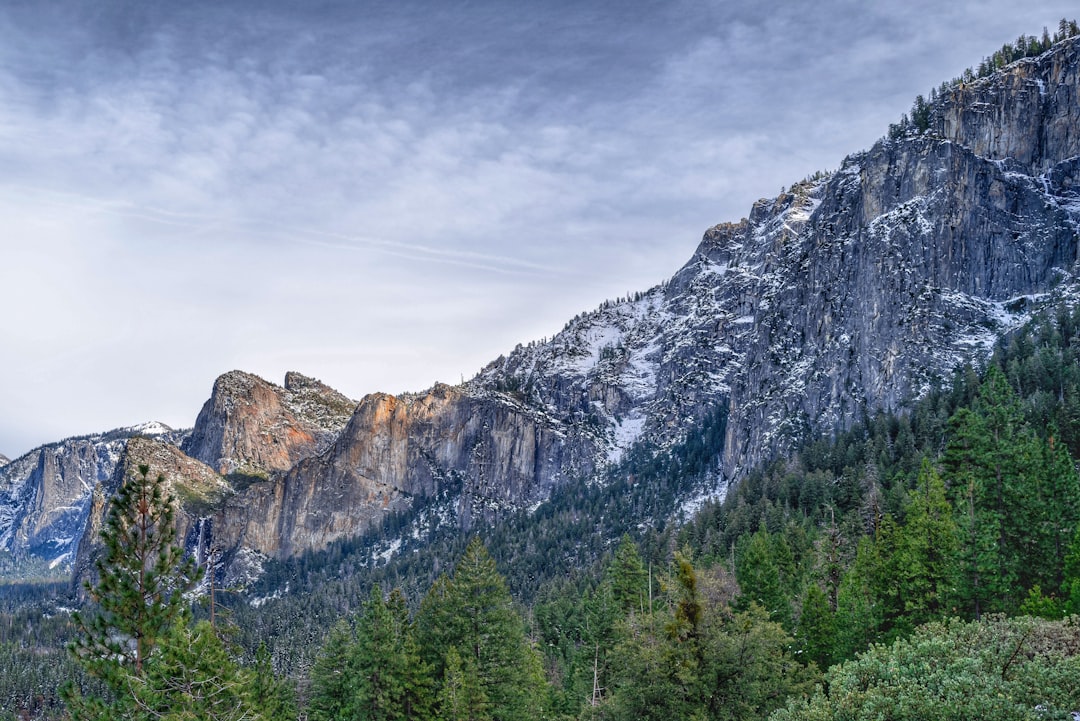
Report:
2,33,1080,585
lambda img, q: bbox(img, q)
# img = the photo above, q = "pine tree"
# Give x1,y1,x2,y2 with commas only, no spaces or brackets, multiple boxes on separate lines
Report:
63,464,200,720
416,538,547,721
943,369,1034,615
735,525,792,628
833,537,882,660
250,643,298,721
607,535,648,616
1064,526,1080,615
353,586,434,721
138,620,263,721
795,583,836,671
438,646,491,721
894,459,959,628
308,620,356,721
1036,428,1080,596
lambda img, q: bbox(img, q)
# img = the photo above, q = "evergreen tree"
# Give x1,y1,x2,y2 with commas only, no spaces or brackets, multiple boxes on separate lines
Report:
307,620,356,721
1064,526,1080,615
416,538,547,721
138,620,264,721
438,646,491,721
734,525,791,628
607,535,648,616
353,586,434,721
833,538,882,661
795,583,836,671
943,369,1034,615
894,459,958,628
1036,428,1080,596
63,464,200,720
250,643,298,721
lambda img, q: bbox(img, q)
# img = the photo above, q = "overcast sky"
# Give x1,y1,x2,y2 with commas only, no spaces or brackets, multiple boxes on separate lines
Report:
0,1,1075,459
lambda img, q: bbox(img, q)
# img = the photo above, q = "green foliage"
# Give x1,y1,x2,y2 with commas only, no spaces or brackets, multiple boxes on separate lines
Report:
307,620,357,721
138,619,266,721
63,464,201,719
599,555,816,721
771,616,1080,721
893,459,958,627
353,587,434,721
795,583,835,671
438,645,491,721
734,525,792,629
61,464,289,721
416,538,548,721
607,535,648,616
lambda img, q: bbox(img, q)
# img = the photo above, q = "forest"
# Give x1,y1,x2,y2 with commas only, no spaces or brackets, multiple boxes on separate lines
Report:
2,303,1080,719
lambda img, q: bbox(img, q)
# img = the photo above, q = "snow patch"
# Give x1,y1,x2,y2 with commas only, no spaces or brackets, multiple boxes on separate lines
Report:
372,538,402,565
608,416,647,462
48,551,71,570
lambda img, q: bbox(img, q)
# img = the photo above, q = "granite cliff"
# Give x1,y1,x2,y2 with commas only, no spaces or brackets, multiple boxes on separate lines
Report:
3,35,1080,585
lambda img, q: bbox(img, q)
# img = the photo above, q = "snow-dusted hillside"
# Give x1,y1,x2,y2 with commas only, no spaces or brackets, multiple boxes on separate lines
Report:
0,422,181,577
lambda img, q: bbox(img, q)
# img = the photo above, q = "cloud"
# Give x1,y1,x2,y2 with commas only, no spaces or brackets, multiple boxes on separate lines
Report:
1,0,1078,457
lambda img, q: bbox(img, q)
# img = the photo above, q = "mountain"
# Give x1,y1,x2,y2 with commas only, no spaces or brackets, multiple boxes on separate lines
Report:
3,34,1080,586
0,422,181,579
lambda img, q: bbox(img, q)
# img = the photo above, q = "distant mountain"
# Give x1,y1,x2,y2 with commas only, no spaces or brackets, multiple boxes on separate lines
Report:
3,34,1080,586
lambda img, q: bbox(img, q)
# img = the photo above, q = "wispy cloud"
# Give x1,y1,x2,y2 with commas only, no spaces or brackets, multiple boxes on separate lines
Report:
0,0,1076,457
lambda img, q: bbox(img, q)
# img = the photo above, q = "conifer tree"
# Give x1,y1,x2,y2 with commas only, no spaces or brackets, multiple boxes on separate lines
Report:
416,538,548,721
250,643,298,721
138,619,264,721
307,620,356,721
439,646,491,721
943,369,1033,615
795,583,835,671
607,535,648,616
833,538,882,660
63,464,200,720
894,459,958,628
353,586,434,721
734,525,792,628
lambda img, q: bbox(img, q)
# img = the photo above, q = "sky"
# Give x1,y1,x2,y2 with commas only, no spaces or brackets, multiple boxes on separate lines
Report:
0,0,1075,460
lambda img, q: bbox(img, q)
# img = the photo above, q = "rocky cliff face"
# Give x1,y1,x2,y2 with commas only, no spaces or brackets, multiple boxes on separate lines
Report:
182,370,356,475
7,36,1080,586
196,381,600,560
0,423,179,577
474,36,1080,479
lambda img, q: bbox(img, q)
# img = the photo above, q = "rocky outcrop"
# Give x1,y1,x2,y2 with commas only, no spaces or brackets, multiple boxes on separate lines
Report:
472,36,1080,480
0,423,176,578
938,38,1080,173
721,136,1078,475
212,383,599,558
182,371,356,475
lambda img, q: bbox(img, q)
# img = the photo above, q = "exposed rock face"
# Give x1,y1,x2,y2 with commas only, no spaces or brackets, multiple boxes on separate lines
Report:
0,454,9,468
182,371,356,475
721,136,1078,475
211,383,599,558
471,36,1080,479
0,423,176,577
938,39,1080,173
